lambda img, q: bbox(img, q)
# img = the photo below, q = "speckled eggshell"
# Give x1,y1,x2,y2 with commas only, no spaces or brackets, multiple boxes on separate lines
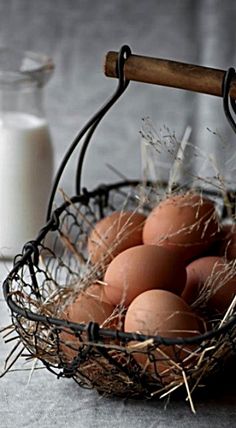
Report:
213,223,236,260
59,291,115,362
181,255,236,315
143,192,220,262
87,210,146,265
103,244,187,306
124,289,202,381
181,256,224,304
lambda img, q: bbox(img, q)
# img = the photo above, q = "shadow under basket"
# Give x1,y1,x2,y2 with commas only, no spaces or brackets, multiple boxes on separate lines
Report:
3,46,236,408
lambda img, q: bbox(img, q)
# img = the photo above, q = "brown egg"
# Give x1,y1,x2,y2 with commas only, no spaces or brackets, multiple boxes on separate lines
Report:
214,223,236,260
124,289,202,382
80,283,112,305
104,244,187,306
87,210,146,265
79,283,125,330
143,192,220,262
181,255,236,315
59,291,115,362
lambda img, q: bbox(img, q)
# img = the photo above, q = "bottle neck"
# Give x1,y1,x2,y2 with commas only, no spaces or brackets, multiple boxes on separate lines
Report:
0,84,45,119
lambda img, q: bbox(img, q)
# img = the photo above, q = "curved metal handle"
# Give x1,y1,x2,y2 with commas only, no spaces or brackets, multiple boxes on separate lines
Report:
46,45,131,221
47,46,236,221
223,67,236,133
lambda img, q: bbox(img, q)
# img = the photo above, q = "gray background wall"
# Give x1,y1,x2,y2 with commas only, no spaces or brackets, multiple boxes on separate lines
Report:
1,0,236,198
1,2,236,427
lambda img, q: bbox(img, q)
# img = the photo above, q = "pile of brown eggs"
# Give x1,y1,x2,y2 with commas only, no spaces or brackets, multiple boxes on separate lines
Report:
60,191,236,375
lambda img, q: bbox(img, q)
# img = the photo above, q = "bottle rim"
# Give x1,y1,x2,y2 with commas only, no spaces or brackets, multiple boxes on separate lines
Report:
0,47,54,87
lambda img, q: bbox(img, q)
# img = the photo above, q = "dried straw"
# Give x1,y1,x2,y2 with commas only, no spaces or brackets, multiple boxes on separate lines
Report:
2,122,236,413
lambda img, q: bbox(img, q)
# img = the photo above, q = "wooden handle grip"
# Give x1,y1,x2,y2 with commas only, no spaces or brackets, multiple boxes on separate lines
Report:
104,51,236,99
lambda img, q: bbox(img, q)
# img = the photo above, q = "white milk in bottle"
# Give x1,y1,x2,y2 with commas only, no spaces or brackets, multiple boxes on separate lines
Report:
0,112,53,258
0,47,54,258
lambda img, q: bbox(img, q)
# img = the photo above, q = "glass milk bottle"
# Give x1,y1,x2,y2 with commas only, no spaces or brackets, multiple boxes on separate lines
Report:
0,48,54,258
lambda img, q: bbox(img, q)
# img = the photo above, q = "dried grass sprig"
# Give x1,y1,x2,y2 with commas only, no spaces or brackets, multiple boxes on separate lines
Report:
2,120,236,413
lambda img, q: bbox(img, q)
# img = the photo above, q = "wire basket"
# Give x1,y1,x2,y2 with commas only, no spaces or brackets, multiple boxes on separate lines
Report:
3,46,236,410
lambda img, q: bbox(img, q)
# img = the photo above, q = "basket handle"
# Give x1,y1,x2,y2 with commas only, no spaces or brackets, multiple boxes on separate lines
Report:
104,50,236,99
46,45,131,221
46,46,236,221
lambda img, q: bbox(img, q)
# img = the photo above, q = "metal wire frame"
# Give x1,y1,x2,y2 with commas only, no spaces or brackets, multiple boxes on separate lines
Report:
2,47,236,389
46,44,131,221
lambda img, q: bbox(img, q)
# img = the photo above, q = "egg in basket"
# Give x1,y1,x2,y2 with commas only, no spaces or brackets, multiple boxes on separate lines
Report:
2,45,236,413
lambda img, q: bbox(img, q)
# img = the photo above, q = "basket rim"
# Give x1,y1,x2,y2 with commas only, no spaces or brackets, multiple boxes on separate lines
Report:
3,179,236,348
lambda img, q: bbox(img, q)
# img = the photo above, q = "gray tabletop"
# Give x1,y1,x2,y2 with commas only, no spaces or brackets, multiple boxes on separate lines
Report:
1,1,236,426
1,258,236,428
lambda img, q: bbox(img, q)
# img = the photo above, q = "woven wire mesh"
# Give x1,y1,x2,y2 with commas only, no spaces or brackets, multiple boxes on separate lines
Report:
2,46,236,409
4,181,236,400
